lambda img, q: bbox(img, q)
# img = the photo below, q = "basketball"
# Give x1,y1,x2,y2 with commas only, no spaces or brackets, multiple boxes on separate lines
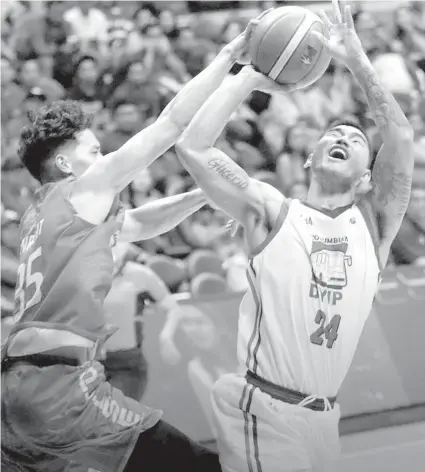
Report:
250,6,331,88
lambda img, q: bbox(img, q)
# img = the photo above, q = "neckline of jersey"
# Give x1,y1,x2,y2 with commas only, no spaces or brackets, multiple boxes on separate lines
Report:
300,201,355,219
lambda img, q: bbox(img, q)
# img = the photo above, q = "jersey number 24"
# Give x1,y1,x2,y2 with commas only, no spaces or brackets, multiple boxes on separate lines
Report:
310,310,341,349
15,247,44,321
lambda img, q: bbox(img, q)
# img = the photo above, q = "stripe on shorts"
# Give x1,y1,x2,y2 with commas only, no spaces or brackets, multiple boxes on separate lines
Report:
246,260,263,374
268,11,317,81
239,259,264,472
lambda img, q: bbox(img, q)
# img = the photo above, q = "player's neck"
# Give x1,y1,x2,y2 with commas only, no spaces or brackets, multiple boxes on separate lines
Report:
306,179,355,211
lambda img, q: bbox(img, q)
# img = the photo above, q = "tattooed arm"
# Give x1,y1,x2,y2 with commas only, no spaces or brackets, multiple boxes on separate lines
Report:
317,1,414,266
175,67,285,232
348,51,414,262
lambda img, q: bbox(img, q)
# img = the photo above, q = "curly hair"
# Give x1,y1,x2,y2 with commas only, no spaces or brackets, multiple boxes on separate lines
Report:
18,100,92,182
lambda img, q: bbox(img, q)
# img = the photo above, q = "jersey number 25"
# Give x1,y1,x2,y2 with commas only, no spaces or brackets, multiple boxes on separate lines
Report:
15,246,44,321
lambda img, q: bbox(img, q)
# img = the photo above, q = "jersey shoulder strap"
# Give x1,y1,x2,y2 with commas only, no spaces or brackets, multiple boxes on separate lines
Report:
356,195,382,271
250,198,292,257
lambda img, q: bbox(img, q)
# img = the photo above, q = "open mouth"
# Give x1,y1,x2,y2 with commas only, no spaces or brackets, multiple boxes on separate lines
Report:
328,145,348,161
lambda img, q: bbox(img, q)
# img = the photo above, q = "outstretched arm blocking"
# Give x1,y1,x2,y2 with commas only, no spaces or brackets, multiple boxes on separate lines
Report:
120,189,207,242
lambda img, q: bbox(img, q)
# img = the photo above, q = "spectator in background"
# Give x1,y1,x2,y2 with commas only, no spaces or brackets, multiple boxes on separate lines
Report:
102,241,187,401
109,60,161,118
391,185,425,266
18,58,64,102
1,56,26,123
393,5,425,58
68,55,107,104
178,207,232,251
63,0,109,56
159,9,181,40
159,305,235,435
7,0,50,62
289,181,309,201
101,101,144,154
1,151,37,219
174,26,217,77
127,169,163,209
23,87,48,116
126,3,160,56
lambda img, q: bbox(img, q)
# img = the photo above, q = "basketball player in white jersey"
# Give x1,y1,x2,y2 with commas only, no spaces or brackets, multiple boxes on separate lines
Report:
175,2,414,471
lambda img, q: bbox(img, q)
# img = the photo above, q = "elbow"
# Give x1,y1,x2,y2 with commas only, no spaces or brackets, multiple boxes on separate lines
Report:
176,135,206,158
175,136,189,155
397,123,414,143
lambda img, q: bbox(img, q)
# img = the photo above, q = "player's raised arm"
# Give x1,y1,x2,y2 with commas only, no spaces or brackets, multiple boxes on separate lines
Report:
176,66,289,228
120,189,207,242
315,1,414,265
70,23,258,225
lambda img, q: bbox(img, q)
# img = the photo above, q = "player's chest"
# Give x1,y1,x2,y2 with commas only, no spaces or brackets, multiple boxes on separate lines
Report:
262,207,373,288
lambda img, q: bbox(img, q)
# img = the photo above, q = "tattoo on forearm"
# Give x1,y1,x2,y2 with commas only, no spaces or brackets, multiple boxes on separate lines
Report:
372,161,412,217
208,158,248,190
353,58,410,133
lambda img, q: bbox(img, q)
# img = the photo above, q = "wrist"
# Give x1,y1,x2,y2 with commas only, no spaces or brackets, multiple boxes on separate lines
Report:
218,45,237,65
346,50,369,73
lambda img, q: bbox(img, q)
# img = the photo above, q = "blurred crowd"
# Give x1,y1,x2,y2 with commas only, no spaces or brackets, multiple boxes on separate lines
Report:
2,1,425,313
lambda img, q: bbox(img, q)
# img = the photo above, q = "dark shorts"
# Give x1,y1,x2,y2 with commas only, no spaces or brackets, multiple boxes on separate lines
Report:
102,347,148,401
1,359,161,472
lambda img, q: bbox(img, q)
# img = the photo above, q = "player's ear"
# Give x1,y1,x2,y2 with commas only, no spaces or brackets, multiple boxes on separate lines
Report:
55,154,73,174
304,153,313,169
356,169,372,195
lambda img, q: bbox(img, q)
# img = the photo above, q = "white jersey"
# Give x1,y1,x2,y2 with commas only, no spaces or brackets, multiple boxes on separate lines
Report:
237,199,381,398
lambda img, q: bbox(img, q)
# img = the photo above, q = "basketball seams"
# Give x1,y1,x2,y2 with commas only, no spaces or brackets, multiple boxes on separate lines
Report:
269,13,317,81
258,11,306,76
251,7,330,87
297,21,328,82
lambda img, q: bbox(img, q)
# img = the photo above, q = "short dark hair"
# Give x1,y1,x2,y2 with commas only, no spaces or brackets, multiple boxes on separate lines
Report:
18,100,92,182
325,118,374,168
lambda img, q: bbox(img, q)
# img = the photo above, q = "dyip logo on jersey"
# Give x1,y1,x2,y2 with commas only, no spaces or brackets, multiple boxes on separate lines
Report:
310,240,352,290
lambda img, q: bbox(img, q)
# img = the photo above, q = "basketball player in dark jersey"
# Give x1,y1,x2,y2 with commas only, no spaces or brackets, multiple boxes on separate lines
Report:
0,20,260,472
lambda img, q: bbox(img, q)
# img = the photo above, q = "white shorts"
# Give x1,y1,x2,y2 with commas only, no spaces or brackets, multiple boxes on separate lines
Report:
211,373,341,472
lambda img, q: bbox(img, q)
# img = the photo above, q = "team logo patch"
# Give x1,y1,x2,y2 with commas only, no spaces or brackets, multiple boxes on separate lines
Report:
310,240,352,290
301,45,318,65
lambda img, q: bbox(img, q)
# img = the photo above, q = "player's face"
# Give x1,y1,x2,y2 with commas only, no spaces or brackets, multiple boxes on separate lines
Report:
71,129,102,176
308,125,371,191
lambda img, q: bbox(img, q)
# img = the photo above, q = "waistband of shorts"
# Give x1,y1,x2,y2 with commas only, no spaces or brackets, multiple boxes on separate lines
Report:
245,371,337,412
2,353,80,371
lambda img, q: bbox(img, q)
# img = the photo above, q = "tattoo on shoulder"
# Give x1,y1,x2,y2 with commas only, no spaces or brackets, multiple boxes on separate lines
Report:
208,158,249,190
372,161,412,217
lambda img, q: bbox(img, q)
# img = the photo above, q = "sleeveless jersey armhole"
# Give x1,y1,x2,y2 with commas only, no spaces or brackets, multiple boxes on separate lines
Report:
249,198,291,258
357,196,383,272
62,177,123,228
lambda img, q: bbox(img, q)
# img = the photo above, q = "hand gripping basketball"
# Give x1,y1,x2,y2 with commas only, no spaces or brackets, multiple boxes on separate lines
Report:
313,0,364,67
